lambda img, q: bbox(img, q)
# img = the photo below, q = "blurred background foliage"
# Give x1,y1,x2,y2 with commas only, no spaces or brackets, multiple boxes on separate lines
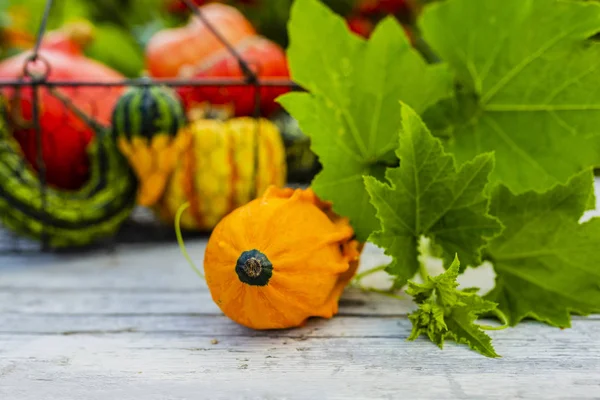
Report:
0,0,427,77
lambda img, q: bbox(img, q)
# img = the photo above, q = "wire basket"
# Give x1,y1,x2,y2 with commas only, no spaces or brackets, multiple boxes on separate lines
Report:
0,0,297,254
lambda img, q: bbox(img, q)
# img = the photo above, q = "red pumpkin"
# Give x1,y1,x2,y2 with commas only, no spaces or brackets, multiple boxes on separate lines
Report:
146,3,256,78
357,0,409,15
346,16,375,38
177,35,290,117
0,27,125,190
166,0,213,13
37,21,95,56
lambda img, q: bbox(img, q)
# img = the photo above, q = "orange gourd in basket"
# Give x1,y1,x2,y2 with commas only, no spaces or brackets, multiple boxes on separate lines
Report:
203,186,362,330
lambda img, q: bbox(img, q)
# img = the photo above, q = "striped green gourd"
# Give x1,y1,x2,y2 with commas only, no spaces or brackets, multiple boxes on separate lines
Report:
111,84,186,141
0,97,137,248
110,85,189,207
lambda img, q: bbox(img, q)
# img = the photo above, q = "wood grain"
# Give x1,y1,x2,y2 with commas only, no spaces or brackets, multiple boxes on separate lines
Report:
1,194,600,399
1,324,599,400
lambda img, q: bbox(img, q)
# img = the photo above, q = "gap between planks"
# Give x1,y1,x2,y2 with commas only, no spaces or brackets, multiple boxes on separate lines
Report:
1,313,599,337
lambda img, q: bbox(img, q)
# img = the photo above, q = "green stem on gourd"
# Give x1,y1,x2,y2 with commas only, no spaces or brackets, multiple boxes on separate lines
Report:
175,202,205,280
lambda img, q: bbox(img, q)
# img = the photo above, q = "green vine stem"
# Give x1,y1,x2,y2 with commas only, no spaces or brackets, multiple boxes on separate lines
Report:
354,283,406,301
417,236,433,282
478,308,510,331
418,259,430,282
351,264,405,300
352,264,387,283
175,202,205,280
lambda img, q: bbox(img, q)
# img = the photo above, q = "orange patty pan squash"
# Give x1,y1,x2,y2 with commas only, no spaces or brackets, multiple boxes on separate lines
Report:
203,186,362,330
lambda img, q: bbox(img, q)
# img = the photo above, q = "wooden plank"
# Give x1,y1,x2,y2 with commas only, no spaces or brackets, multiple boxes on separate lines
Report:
0,242,428,317
2,314,411,337
0,177,599,399
1,184,598,292
0,242,393,289
2,286,599,320
0,241,501,317
0,311,597,337
0,286,415,316
1,319,599,400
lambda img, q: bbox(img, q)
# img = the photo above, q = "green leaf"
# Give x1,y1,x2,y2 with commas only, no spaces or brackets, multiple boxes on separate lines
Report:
6,0,91,33
84,24,145,77
420,0,600,193
364,105,502,286
407,256,500,358
486,170,600,327
278,0,453,241
586,183,597,212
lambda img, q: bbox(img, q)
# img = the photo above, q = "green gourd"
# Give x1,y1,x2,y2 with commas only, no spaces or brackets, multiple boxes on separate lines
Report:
111,84,188,206
272,110,321,183
0,97,137,248
112,84,186,141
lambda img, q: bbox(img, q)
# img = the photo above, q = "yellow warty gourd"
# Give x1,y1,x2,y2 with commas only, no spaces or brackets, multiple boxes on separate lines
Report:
155,117,287,230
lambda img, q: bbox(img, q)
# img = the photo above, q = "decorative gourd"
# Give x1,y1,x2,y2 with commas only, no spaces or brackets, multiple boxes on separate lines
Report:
0,24,125,190
146,3,256,78
356,0,410,16
271,110,321,183
177,35,290,117
203,186,362,330
111,85,189,206
0,98,137,248
156,117,286,231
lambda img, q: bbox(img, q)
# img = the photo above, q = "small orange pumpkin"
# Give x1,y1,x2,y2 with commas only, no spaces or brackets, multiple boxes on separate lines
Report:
204,186,362,330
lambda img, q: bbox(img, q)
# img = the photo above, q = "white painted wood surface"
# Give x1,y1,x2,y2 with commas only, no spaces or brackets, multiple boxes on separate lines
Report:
1,238,600,400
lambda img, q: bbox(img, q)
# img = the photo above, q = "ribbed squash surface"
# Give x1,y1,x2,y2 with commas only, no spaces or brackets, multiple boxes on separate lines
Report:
156,117,286,230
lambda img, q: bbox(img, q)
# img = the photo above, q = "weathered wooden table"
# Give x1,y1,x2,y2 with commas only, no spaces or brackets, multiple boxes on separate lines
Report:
1,238,599,399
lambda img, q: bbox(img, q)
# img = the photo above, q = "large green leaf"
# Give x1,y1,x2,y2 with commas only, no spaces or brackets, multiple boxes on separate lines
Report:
486,170,600,327
420,0,600,193
365,105,501,286
279,0,452,241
